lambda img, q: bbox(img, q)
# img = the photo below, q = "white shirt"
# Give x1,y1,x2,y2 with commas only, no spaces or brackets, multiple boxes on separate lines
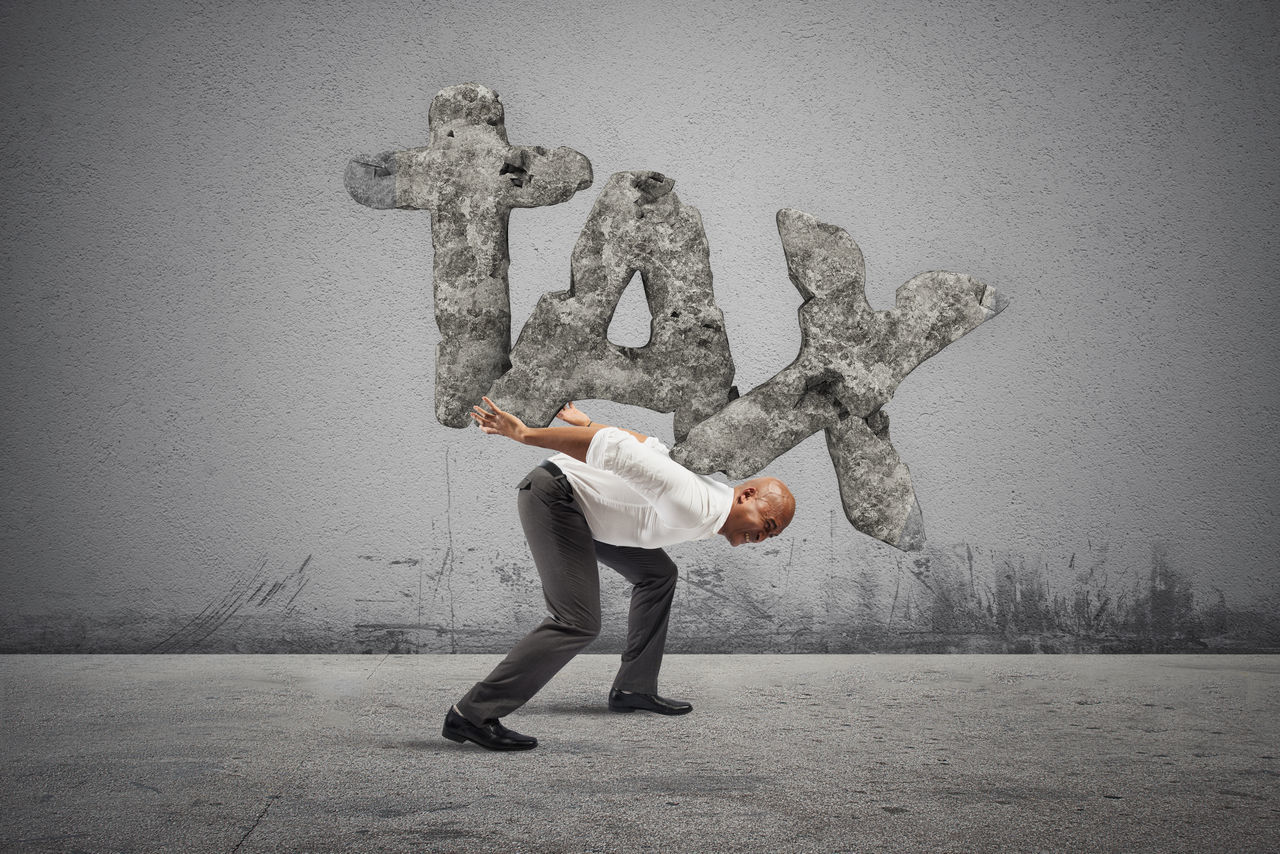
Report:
548,427,734,549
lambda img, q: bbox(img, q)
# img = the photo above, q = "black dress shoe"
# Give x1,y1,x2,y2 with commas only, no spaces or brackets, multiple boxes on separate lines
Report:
608,688,693,715
442,707,537,751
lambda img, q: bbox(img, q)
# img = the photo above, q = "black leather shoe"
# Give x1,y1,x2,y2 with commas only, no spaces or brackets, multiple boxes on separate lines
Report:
442,707,537,751
608,688,692,715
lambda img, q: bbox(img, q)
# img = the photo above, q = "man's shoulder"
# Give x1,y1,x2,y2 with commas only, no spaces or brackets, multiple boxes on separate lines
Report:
640,435,672,456
586,426,671,467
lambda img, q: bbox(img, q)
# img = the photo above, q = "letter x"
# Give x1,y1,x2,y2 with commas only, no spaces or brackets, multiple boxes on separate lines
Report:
671,209,1008,550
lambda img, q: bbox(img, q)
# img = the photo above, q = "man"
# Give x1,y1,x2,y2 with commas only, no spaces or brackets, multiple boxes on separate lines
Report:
442,397,796,751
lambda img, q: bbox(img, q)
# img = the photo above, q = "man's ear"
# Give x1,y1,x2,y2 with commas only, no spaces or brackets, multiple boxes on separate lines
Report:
739,485,756,501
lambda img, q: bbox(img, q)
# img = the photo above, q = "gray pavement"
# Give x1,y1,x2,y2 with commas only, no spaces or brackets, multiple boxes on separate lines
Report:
2,654,1277,853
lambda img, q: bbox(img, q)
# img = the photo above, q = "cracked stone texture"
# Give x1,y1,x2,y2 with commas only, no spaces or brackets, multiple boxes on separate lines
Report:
485,171,737,439
671,208,1008,551
344,83,593,427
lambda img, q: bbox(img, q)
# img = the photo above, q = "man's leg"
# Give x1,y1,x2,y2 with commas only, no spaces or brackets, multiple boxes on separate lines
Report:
593,542,678,695
455,466,601,724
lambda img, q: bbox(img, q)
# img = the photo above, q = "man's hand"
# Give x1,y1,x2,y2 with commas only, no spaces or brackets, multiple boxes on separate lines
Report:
556,402,592,427
471,397,529,443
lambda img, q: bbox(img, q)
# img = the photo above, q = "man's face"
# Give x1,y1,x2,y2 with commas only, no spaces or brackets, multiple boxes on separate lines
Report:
722,480,793,547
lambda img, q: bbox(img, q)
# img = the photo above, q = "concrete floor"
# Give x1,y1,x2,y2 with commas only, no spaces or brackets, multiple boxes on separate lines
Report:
1,655,1277,853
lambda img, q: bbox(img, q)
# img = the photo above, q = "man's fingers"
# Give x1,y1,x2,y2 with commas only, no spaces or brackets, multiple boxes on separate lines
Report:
472,400,510,437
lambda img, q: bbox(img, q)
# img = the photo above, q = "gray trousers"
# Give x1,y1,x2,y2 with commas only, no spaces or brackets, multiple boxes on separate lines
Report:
456,463,678,724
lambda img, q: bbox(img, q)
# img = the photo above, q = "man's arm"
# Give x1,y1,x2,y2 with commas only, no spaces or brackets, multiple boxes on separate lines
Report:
553,401,648,444
470,398,647,462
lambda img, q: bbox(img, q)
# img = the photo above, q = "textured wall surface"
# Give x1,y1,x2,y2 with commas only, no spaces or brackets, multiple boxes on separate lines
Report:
2,0,1278,653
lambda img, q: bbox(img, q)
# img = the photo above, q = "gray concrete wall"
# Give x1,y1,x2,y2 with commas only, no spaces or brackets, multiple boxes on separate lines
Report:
2,0,1277,653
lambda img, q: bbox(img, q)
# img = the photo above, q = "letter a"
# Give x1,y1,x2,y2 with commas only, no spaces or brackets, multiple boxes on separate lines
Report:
485,172,736,439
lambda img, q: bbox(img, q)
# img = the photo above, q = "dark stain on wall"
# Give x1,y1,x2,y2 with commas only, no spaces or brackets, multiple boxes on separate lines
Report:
144,555,314,653
813,542,1279,654
3,543,1277,653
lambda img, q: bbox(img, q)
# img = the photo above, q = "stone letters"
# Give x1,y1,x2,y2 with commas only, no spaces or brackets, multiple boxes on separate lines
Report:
346,85,1007,549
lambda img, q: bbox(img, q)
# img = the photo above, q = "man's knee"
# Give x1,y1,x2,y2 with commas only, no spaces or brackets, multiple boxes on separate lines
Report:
549,613,600,642
629,549,677,583
648,554,678,585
